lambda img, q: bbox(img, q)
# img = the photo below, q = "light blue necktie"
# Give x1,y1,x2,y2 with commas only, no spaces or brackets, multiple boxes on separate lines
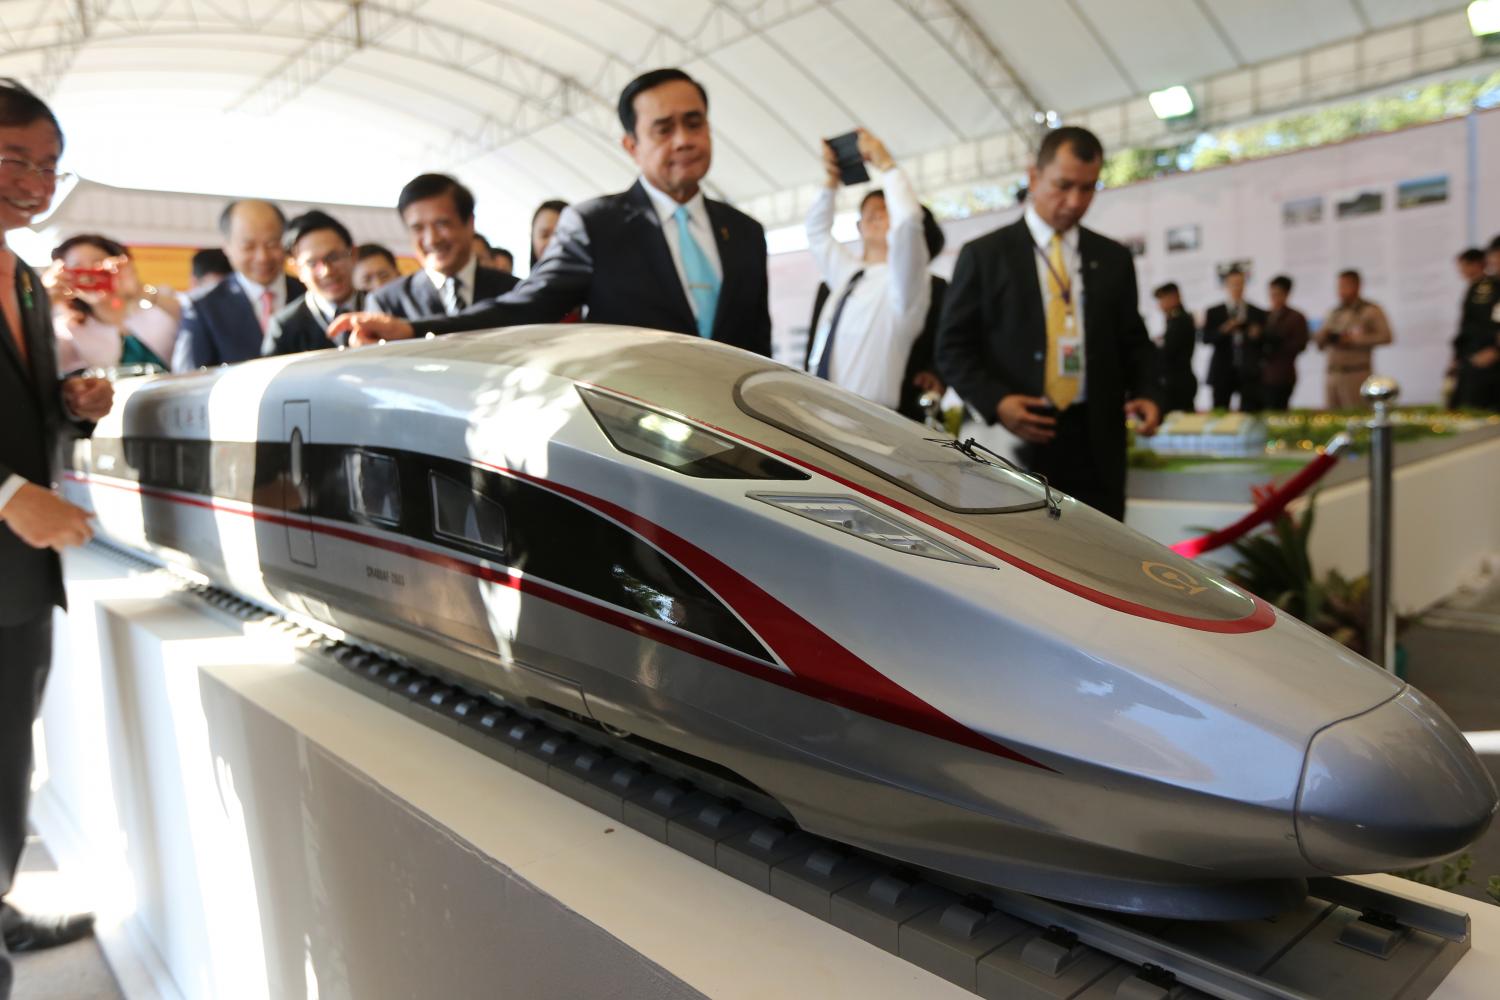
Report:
674,205,721,339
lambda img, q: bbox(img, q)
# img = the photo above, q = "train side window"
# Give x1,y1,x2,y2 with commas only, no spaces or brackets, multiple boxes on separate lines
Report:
345,449,402,526
430,473,507,559
578,385,808,480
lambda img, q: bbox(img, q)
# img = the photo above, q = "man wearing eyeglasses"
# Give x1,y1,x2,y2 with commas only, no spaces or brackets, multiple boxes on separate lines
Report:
264,210,365,356
0,79,111,996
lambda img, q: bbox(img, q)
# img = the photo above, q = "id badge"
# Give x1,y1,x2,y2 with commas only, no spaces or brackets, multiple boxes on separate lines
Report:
1058,336,1083,377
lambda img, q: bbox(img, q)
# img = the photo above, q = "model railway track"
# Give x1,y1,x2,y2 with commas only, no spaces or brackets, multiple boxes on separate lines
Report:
91,541,1477,1000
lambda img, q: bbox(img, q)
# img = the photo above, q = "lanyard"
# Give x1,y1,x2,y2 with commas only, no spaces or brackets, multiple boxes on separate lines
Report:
1032,239,1073,307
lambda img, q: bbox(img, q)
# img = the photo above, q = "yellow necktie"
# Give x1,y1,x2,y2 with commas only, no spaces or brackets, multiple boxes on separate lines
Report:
1043,233,1078,410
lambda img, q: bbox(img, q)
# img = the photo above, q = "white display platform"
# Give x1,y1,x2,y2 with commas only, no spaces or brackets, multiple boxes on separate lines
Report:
31,547,1500,999
33,547,971,1000
1126,432,1500,615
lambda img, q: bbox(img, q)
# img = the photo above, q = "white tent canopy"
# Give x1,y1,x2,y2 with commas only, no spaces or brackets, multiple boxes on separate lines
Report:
0,0,1487,249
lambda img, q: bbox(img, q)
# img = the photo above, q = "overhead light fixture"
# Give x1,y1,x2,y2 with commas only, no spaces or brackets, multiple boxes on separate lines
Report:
1149,85,1195,120
1469,0,1500,37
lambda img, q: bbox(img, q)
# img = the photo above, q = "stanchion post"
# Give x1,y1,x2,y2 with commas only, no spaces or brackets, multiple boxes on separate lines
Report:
1361,376,1399,671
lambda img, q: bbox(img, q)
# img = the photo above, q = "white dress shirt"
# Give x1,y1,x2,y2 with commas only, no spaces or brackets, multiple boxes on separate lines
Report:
235,272,288,329
1023,203,1087,401
638,175,723,319
805,166,931,409
426,254,479,315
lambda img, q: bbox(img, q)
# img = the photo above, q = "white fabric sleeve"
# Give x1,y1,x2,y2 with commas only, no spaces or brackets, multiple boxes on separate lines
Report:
804,187,860,290
880,165,929,320
0,474,28,513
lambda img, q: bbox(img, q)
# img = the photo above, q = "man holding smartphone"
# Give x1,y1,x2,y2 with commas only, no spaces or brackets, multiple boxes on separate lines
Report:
804,128,932,410
936,126,1161,521
0,79,111,997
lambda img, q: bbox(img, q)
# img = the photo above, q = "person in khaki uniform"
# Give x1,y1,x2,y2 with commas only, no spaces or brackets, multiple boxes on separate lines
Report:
1316,269,1392,409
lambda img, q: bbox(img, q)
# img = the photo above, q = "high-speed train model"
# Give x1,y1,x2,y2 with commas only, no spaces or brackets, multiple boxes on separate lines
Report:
63,324,1497,920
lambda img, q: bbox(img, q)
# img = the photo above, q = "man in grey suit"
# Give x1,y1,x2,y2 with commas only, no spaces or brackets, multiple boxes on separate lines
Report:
0,80,112,998
332,68,771,357
364,173,518,321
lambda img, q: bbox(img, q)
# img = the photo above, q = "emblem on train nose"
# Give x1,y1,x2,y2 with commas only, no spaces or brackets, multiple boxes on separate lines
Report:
1141,561,1207,596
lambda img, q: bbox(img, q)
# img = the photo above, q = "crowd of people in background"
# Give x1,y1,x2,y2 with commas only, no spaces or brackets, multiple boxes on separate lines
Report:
1148,238,1500,414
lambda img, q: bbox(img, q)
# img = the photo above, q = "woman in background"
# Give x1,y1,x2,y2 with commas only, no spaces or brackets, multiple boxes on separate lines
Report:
46,233,180,372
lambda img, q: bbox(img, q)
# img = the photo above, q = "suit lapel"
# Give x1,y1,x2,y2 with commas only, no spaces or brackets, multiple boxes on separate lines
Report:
628,181,696,333
1007,222,1044,353
1078,228,1103,352
0,275,25,380
704,199,737,340
218,278,262,358
410,272,444,317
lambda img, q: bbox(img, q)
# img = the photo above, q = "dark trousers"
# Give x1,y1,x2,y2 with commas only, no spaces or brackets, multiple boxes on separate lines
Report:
1211,377,1263,413
0,612,52,999
1265,381,1295,411
1017,404,1125,521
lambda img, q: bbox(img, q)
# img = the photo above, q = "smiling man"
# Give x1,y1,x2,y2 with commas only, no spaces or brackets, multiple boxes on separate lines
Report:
0,78,112,996
179,198,305,367
263,209,365,356
364,173,516,320
331,68,771,357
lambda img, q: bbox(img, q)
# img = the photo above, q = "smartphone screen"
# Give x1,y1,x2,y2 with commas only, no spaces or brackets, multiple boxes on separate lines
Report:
826,131,870,186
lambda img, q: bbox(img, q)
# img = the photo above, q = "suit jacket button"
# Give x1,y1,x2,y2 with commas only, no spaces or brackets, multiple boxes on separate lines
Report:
1034,351,1044,361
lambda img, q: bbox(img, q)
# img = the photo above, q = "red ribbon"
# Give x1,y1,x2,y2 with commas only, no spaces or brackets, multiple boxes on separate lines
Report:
1170,449,1342,558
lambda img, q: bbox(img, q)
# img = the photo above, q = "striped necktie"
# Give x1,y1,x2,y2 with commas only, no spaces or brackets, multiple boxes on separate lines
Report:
674,205,721,339
442,275,466,315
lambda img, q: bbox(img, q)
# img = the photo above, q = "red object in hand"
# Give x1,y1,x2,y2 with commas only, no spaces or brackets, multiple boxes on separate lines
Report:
62,266,116,295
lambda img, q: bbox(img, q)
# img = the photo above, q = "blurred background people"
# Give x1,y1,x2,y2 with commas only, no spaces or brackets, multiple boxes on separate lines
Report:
353,243,400,293
529,199,568,269
47,233,180,371
937,126,1161,521
1316,268,1393,409
188,247,231,292
804,128,931,412
365,173,516,319
1153,281,1197,413
1261,274,1309,410
471,234,496,269
1451,248,1499,411
1202,267,1267,411
264,210,362,356
178,199,303,368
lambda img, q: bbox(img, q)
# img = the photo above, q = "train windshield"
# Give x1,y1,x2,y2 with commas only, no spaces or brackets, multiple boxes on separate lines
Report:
734,370,1048,514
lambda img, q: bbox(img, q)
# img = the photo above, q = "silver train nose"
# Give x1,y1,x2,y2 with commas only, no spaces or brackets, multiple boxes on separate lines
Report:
1296,688,1498,873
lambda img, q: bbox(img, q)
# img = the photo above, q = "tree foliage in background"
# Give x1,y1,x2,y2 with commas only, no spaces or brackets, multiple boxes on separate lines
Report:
1100,70,1500,189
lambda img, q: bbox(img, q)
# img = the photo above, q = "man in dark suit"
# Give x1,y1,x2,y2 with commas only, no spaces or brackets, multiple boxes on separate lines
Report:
1153,282,1198,413
332,69,772,357
1202,267,1268,412
178,199,304,368
1260,274,1310,410
264,210,365,356
936,126,1161,521
365,174,517,321
0,81,113,995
